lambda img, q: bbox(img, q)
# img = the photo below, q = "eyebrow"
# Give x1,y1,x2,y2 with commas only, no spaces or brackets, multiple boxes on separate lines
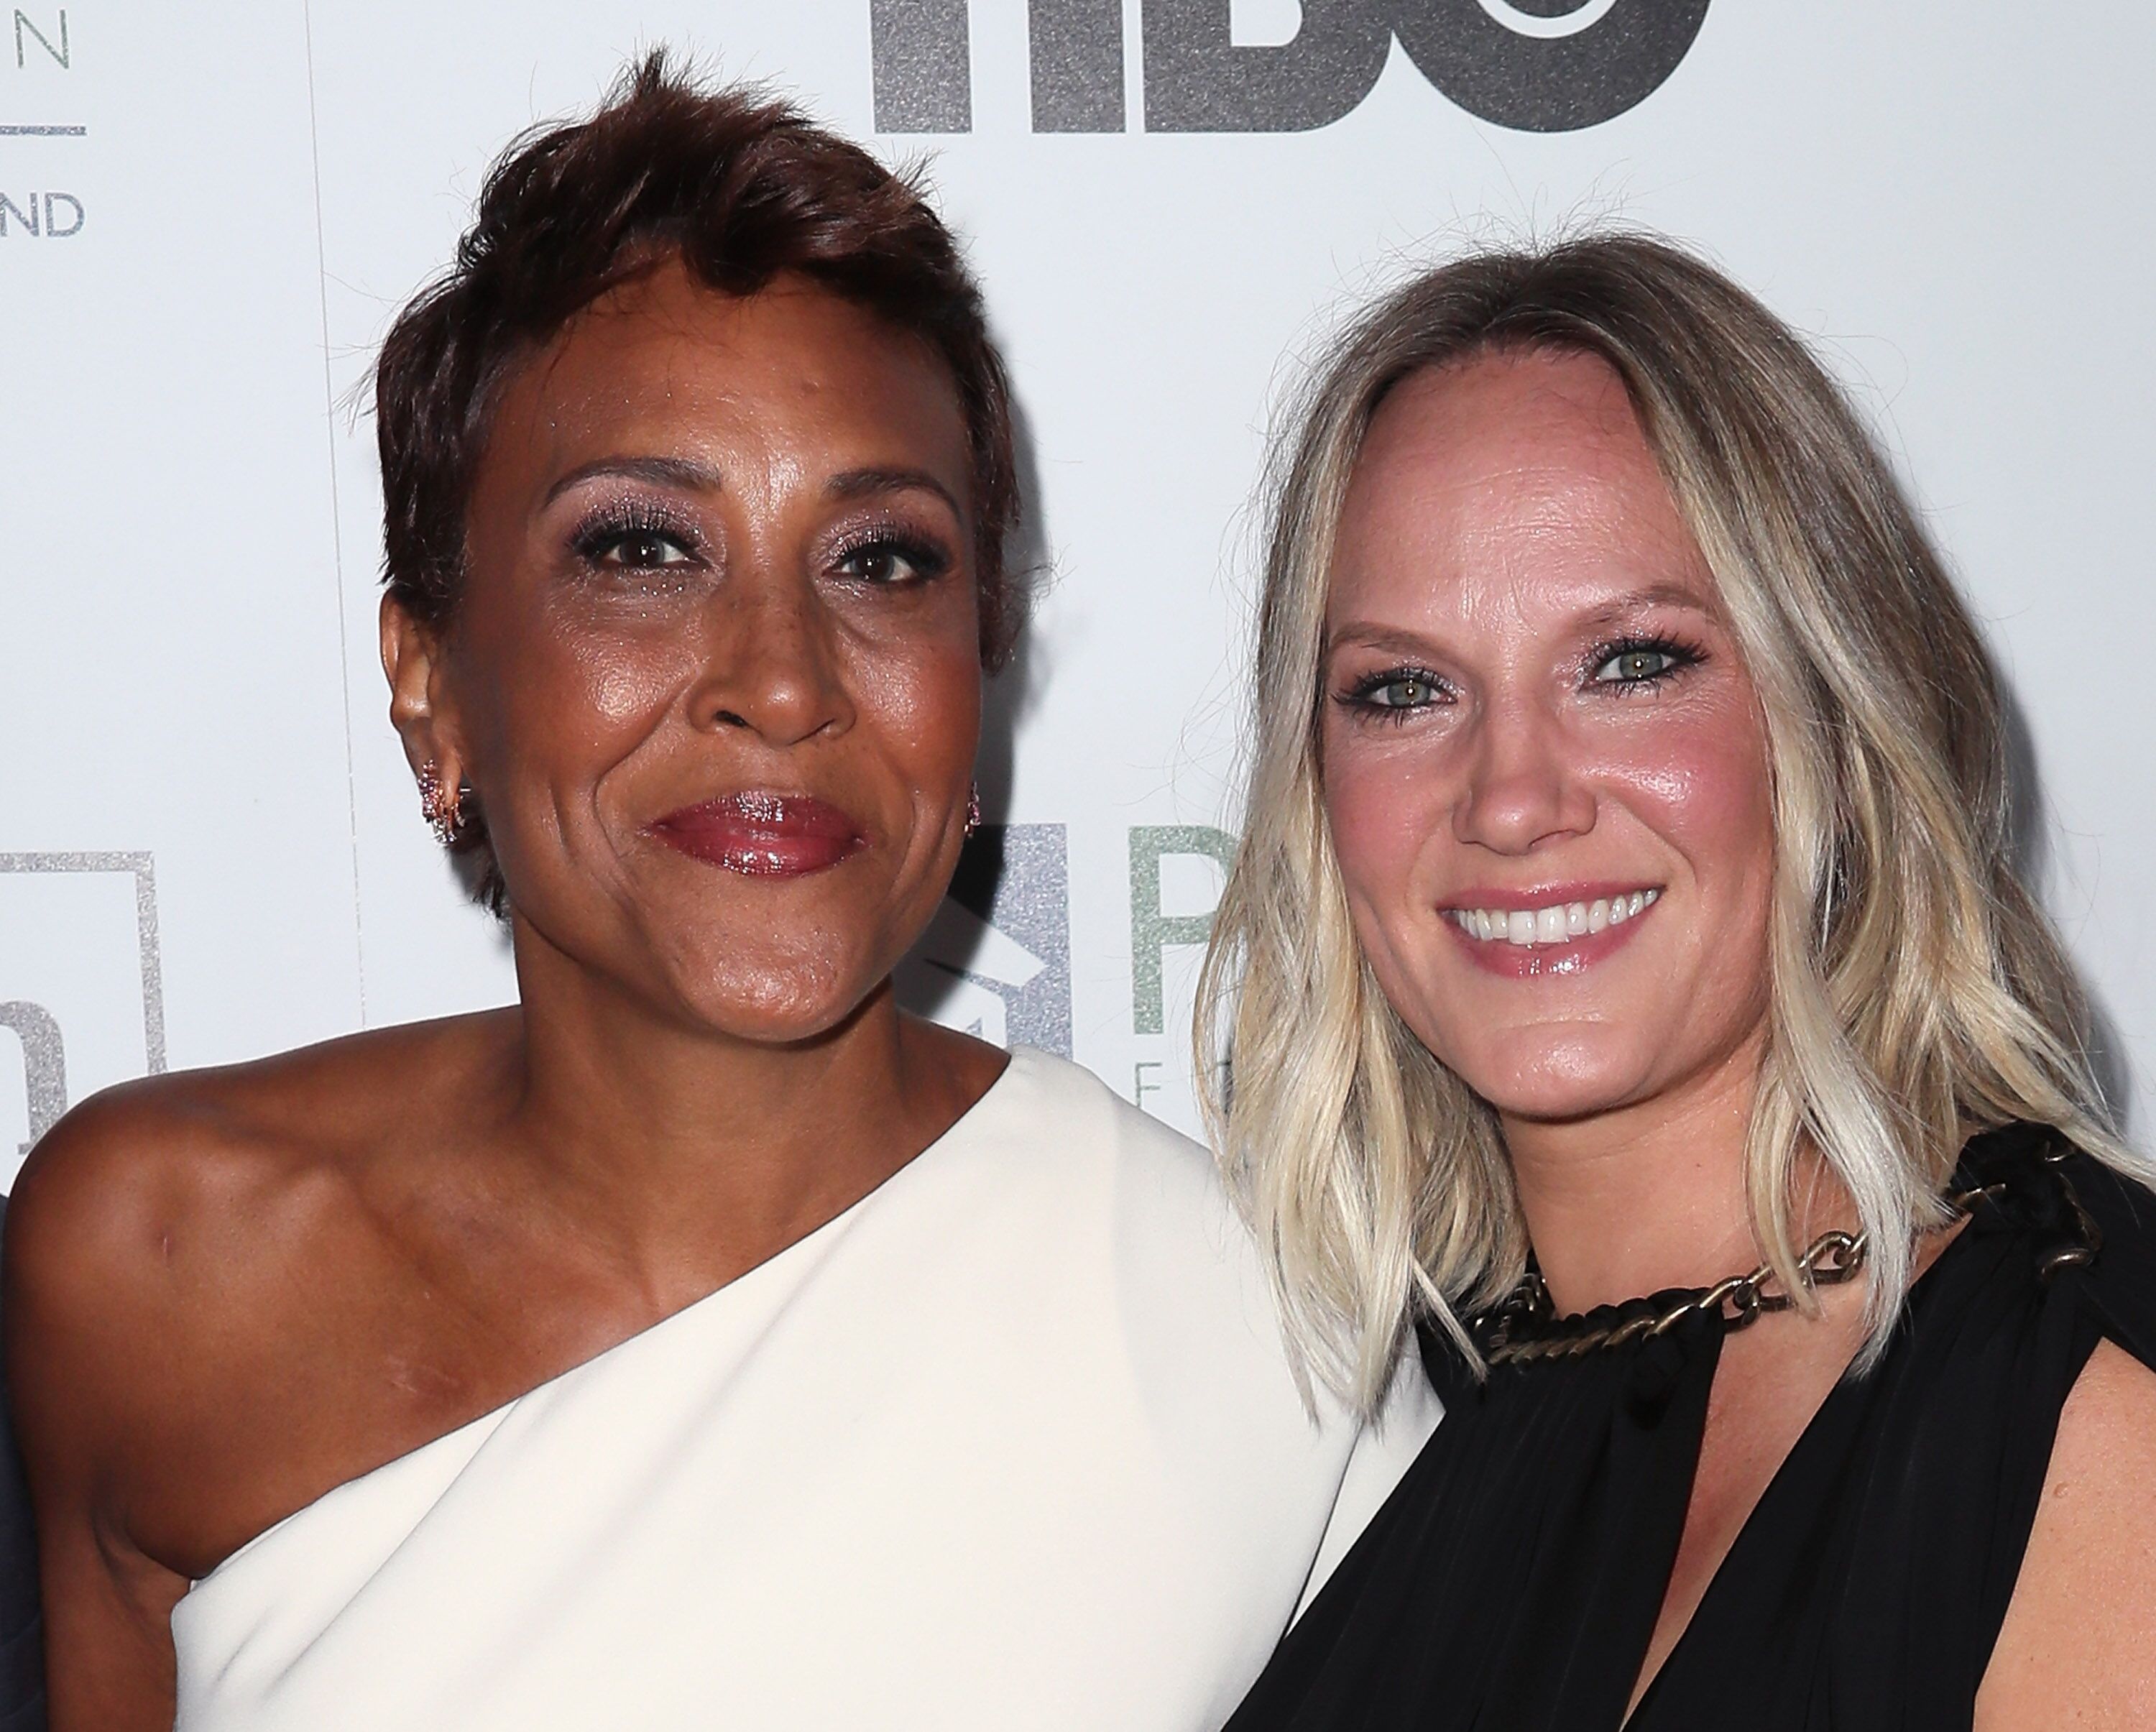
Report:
1325,584,1719,660
539,457,965,520
1325,624,1445,661
826,466,966,520
1572,582,1720,630
543,454,724,505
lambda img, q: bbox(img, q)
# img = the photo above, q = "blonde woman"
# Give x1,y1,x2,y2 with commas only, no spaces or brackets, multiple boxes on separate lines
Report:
1201,234,2156,1729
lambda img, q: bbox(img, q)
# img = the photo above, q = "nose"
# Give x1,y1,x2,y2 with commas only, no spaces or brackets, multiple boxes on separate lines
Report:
1452,696,1595,855
686,567,852,748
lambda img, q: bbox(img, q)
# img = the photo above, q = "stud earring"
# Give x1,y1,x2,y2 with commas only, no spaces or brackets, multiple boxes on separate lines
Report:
964,782,982,839
418,760,463,846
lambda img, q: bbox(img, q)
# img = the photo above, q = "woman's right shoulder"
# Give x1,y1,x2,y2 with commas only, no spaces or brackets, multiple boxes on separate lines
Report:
13,1013,503,1253
4,1015,513,1420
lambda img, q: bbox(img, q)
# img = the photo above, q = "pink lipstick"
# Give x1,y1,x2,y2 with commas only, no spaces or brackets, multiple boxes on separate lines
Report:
650,791,865,877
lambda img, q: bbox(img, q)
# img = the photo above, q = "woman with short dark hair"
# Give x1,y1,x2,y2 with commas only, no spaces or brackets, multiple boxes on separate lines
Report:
4,57,1428,1731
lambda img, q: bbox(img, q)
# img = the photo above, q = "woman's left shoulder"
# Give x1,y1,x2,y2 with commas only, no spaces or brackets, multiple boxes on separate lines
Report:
1958,1125,2156,1725
990,1047,1238,1220
1956,1124,2156,1335
981,1050,1325,1383
1977,1339,2156,1728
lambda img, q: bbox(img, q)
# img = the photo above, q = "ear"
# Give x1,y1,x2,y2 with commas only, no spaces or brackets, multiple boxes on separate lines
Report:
380,593,466,787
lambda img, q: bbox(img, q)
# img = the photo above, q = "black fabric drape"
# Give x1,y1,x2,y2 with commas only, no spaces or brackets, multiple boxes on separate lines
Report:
1227,1125,2155,1731
0,1197,47,1731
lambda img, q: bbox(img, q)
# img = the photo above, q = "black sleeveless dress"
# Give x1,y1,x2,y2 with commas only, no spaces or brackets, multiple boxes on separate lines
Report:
1224,1123,2155,1731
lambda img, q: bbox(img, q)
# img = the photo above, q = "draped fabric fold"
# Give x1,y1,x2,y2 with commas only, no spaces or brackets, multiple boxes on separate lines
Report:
172,1049,1437,1731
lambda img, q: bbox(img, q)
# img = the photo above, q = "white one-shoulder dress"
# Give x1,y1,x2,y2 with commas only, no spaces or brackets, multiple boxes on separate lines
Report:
172,1048,1436,1731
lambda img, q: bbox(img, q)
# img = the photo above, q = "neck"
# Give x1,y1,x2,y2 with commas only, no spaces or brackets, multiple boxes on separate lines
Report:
486,914,962,1289
1500,1029,1846,1317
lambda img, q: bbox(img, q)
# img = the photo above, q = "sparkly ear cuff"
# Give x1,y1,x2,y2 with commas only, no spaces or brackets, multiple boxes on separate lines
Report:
418,760,464,846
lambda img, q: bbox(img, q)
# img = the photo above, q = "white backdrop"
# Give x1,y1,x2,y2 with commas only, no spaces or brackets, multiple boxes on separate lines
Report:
4,1,2152,1186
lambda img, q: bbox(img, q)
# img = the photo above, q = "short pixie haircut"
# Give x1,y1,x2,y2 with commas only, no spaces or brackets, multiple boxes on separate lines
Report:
377,51,1021,663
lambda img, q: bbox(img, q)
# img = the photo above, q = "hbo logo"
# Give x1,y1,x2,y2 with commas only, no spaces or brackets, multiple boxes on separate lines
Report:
871,0,1713,135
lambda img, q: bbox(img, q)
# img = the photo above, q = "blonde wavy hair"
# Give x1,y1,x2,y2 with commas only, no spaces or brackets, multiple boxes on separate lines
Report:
1196,232,2139,1411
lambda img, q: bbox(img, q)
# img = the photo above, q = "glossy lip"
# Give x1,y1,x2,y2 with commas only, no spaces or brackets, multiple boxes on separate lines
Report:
1440,880,1664,980
649,791,867,878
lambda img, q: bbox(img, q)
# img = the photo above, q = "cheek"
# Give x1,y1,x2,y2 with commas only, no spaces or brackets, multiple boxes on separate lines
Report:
448,545,703,758
490,614,696,767
1609,705,1775,888
567,625,693,731
844,632,982,778
1320,720,1455,927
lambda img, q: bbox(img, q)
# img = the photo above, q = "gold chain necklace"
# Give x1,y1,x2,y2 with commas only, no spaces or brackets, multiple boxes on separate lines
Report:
1481,1186,2001,1367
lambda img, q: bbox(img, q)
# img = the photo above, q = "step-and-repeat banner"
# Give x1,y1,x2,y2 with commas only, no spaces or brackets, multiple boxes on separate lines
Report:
4,2,2151,1180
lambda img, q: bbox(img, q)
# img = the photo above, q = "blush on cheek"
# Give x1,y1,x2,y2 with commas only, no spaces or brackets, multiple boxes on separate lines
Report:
1322,747,1445,913
1322,767,1455,1054
1612,712,1774,872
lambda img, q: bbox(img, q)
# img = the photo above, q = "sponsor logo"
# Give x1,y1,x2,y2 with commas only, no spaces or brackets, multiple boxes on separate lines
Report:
1127,824,1234,1036
3,7,83,238
0,189,80,234
872,0,1710,134
897,824,1074,1055
0,852,165,1181
10,8,67,73
903,822,1238,1115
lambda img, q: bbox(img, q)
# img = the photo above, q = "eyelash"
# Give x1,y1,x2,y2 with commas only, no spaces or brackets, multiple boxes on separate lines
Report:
1585,634,1708,694
568,499,705,573
827,522,954,586
1337,665,1452,724
566,503,952,592
1333,634,1709,723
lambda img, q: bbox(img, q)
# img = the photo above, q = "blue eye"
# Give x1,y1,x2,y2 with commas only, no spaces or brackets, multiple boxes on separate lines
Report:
1595,648,1678,682
1335,666,1450,721
1368,675,1439,709
1588,637,1701,689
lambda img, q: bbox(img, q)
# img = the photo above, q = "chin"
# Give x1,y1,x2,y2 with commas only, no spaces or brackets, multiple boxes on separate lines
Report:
1446,1026,1652,1125
664,934,877,1045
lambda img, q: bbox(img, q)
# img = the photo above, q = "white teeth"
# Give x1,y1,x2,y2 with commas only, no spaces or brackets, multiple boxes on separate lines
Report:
1451,890,1662,948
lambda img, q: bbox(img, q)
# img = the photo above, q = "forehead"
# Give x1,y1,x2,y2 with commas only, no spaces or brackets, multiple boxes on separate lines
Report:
480,259,972,499
1332,347,1715,626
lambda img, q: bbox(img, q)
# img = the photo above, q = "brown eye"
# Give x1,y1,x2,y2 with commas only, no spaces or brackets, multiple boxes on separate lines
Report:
596,528,694,569
831,534,950,586
569,502,704,576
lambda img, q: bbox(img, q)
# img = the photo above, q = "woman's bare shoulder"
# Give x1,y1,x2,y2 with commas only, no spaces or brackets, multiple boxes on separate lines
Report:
1976,1339,2156,1729
8,1011,515,1276
3,1014,517,1464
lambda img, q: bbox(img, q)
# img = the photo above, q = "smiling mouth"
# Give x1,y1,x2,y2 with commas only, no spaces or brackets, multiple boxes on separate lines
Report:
1447,888,1659,946
650,792,866,878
